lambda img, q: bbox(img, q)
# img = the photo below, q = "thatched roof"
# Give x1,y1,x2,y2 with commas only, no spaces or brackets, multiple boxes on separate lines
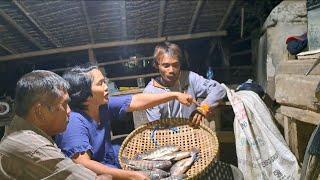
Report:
0,0,242,59
0,0,281,95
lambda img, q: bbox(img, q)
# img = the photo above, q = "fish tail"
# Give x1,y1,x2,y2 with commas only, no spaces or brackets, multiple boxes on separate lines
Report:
190,148,200,162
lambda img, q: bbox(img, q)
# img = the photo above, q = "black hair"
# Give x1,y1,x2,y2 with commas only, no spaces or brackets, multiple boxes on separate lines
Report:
63,63,98,112
15,70,70,118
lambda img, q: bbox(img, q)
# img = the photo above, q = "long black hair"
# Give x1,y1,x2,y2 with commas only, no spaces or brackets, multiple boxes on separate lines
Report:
63,63,98,112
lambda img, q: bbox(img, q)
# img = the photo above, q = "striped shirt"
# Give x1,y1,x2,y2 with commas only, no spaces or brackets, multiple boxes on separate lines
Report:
0,116,97,180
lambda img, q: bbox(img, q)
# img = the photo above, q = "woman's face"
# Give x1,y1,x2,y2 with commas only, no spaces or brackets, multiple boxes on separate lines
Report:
87,69,108,106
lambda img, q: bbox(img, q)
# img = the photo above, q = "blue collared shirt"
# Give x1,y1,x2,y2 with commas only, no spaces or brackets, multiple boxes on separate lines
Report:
55,95,132,168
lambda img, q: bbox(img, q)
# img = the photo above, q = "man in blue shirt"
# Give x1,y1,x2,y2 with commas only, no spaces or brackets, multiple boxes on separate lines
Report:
144,42,226,125
55,64,193,180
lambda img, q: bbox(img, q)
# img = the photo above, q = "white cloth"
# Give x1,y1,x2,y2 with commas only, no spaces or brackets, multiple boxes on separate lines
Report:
222,84,299,180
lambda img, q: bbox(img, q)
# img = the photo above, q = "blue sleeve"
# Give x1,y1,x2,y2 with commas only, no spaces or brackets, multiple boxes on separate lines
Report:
108,95,132,119
55,115,92,158
190,71,226,105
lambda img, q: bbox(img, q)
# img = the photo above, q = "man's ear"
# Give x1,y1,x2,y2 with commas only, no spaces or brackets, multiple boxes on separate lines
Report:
33,103,45,121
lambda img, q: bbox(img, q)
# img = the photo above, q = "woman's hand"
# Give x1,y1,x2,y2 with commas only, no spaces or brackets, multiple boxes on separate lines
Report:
174,92,193,106
129,171,150,180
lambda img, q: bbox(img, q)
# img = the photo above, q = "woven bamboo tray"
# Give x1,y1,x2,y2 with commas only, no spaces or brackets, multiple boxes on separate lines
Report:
118,118,219,179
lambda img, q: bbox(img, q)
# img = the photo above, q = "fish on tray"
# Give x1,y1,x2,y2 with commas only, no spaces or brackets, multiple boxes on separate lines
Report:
170,148,199,176
139,168,171,179
151,151,192,161
122,157,172,170
136,145,180,160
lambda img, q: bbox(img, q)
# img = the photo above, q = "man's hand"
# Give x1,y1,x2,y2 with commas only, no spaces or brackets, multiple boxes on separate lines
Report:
175,92,193,106
189,103,218,127
189,110,206,127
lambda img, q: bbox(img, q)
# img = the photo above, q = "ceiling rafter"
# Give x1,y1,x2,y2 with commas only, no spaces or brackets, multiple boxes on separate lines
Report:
12,0,61,48
205,0,236,64
217,0,236,31
81,0,95,44
188,0,204,34
120,1,127,39
0,9,43,50
0,43,16,54
158,0,166,37
0,30,227,62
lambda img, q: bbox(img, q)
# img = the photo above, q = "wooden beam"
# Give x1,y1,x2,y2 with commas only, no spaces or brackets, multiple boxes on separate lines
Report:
158,0,166,37
231,36,251,45
81,0,94,44
87,48,106,75
277,59,320,75
205,0,235,67
88,48,96,62
217,0,236,30
120,1,127,39
241,7,244,38
205,40,218,64
167,31,227,41
0,43,16,54
212,65,251,70
0,31,227,62
52,56,154,72
280,105,320,125
188,0,204,34
12,0,60,48
230,50,251,57
109,73,160,81
0,9,43,49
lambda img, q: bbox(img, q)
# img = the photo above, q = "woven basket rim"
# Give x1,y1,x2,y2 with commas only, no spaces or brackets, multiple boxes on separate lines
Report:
118,118,219,179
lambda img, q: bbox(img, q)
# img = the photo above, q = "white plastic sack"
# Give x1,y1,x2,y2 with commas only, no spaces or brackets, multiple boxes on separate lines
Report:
222,84,299,180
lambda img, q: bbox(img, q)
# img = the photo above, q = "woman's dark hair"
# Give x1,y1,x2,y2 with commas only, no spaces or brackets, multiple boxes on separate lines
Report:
63,63,98,111
15,70,70,117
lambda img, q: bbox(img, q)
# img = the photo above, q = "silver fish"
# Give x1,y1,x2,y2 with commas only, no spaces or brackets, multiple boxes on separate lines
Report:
170,148,199,176
139,168,170,180
152,151,191,161
160,174,187,180
137,145,180,160
123,157,172,170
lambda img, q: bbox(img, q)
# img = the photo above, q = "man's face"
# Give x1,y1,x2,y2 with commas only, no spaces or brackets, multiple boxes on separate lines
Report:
157,54,181,86
86,69,108,107
43,91,71,136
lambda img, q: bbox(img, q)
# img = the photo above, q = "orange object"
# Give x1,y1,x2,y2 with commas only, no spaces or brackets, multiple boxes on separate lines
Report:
196,104,210,115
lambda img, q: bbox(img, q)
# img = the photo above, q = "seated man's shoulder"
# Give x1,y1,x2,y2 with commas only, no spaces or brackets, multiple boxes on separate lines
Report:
0,130,51,154
143,79,162,92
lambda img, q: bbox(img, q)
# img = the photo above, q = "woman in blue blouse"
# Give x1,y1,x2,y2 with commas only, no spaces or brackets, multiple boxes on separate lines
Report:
55,64,193,180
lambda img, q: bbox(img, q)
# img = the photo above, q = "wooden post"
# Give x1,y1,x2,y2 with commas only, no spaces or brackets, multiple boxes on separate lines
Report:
284,116,299,160
88,48,106,75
